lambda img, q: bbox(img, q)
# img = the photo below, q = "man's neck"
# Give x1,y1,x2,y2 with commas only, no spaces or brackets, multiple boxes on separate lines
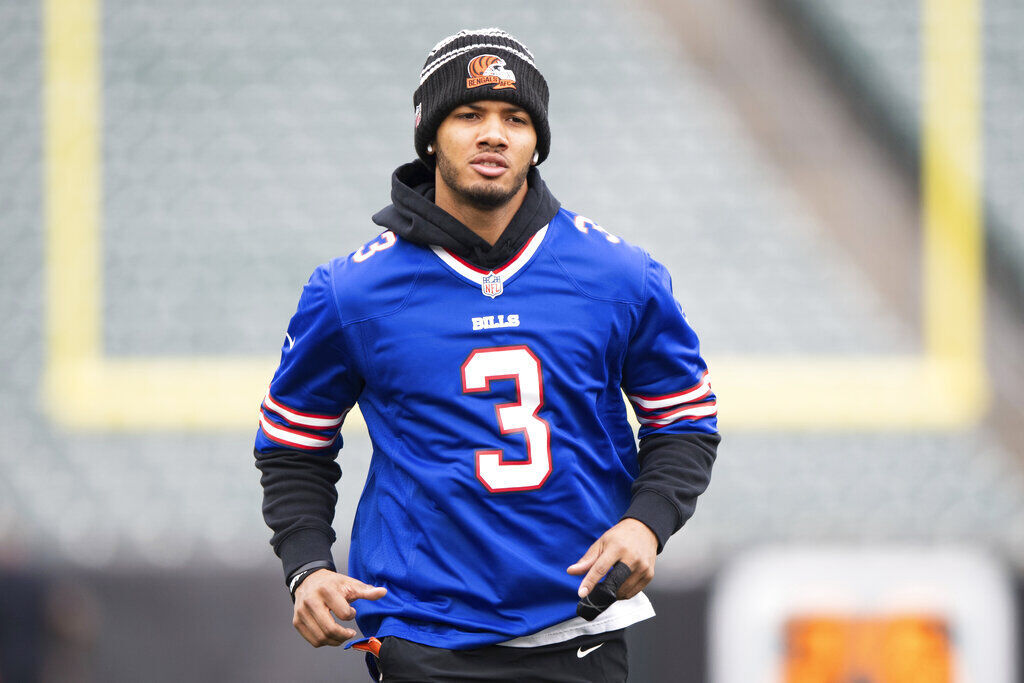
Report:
434,180,528,247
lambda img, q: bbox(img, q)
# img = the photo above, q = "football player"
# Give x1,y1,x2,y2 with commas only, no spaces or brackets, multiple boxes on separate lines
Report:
255,27,719,682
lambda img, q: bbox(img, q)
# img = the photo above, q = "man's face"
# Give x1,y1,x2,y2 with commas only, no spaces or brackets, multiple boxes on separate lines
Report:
433,100,538,211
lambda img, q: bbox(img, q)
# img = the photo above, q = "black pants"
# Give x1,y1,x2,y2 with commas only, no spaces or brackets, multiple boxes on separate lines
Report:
366,629,628,682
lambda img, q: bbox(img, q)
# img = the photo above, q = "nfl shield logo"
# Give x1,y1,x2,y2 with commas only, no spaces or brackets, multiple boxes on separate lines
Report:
482,272,503,298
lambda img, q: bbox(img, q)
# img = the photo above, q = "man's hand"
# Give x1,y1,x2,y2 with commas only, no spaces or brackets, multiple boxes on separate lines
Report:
291,569,387,647
567,518,658,600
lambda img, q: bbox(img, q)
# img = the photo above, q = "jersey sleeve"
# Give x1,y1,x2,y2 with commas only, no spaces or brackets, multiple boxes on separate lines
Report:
622,256,718,438
254,264,364,582
255,264,363,454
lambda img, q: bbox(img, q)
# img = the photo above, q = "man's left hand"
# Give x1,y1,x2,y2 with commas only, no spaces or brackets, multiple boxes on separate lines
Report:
567,518,658,600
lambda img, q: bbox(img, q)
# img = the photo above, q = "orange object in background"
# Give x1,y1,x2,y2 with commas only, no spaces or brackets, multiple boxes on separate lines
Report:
784,615,954,683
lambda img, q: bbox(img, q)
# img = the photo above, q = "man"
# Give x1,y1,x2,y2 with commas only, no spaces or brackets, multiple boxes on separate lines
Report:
255,28,719,682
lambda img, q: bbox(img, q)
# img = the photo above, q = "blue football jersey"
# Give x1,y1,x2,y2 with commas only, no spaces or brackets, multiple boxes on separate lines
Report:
255,208,717,648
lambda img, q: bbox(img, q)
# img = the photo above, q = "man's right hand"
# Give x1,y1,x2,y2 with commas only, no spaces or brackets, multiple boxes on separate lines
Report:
291,569,387,647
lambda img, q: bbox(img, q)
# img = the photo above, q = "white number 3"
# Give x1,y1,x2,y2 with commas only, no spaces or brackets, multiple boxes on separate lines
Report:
461,346,553,492
353,231,397,262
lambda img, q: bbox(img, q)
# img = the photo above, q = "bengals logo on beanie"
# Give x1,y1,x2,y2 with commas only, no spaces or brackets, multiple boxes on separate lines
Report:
466,54,517,90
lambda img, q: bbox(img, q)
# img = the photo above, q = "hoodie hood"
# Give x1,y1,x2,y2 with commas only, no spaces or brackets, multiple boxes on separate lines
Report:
371,159,561,271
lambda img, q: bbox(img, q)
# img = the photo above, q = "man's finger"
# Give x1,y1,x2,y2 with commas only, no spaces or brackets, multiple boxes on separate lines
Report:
566,541,601,575
324,589,357,621
345,582,388,601
616,566,642,598
296,609,339,647
618,574,643,600
317,579,385,621
293,613,317,645
617,565,653,599
577,556,615,598
311,604,353,645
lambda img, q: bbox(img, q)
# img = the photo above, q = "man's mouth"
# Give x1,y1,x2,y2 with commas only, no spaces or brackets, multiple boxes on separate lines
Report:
469,154,509,178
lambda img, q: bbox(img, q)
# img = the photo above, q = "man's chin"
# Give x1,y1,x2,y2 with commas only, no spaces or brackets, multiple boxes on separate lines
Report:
436,151,529,211
459,185,518,211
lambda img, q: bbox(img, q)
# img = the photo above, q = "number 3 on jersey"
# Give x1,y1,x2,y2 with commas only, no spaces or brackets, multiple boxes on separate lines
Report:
460,346,552,492
353,230,396,262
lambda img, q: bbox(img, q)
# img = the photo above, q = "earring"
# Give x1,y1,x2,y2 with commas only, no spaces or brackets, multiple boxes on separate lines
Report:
426,143,434,154
532,150,539,165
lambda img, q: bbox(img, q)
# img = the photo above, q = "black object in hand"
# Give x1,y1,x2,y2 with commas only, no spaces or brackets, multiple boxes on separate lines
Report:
576,561,631,621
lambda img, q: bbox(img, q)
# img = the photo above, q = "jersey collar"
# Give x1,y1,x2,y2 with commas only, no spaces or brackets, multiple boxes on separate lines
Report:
430,224,549,287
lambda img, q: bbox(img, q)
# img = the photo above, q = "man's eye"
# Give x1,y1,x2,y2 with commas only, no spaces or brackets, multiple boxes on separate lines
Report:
458,112,478,120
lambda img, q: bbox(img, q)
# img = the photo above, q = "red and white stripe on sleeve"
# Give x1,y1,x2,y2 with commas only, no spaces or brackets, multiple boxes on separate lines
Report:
627,372,717,428
258,392,349,451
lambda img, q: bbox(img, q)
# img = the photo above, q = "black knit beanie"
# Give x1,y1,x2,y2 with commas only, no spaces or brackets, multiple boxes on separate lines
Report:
413,28,551,166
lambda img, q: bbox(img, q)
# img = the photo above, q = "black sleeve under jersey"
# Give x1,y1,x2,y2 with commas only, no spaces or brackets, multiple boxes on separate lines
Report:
621,431,720,552
255,446,341,582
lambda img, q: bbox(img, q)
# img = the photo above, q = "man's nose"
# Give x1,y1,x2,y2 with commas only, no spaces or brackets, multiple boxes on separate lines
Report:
476,114,508,148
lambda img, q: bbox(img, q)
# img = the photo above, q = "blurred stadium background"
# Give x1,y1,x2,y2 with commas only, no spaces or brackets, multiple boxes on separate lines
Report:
2,0,1022,680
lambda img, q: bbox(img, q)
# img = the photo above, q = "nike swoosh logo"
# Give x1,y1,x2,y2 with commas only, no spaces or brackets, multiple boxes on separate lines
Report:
577,643,604,658
285,333,295,350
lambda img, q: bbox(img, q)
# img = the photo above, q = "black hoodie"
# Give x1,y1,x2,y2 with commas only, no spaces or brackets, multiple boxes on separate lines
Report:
258,161,719,586
371,159,561,269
